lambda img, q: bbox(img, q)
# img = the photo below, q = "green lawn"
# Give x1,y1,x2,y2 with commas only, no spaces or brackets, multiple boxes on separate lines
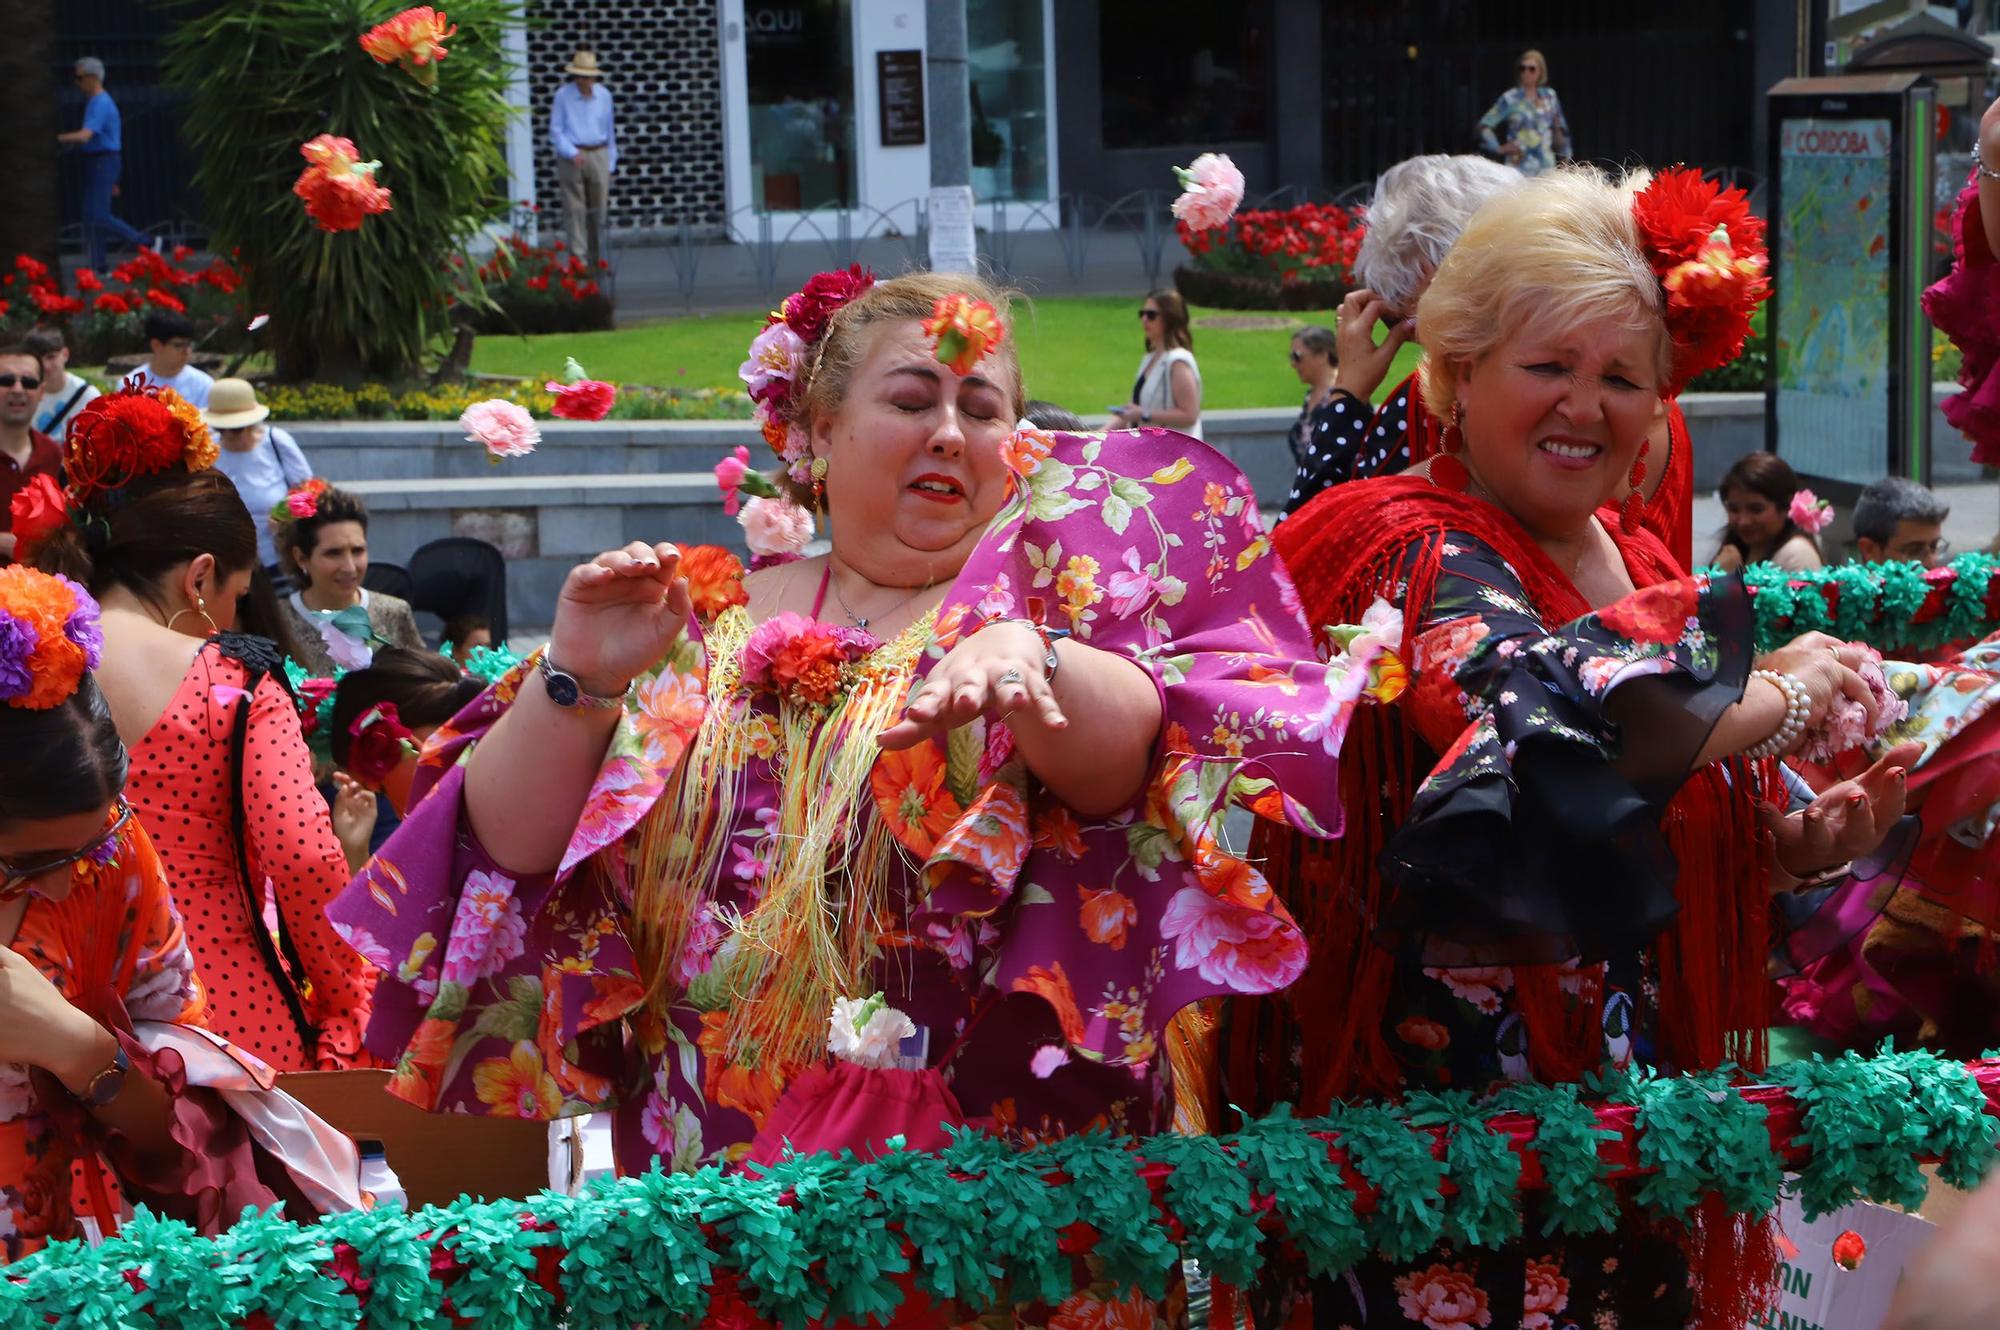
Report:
469,295,1424,412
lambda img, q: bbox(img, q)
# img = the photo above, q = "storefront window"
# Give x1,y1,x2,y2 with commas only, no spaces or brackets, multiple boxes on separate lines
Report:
967,0,1050,202
745,0,855,211
1098,0,1271,150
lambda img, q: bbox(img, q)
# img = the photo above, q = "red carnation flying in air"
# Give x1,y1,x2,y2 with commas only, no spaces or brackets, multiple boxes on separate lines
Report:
292,135,393,234
359,7,457,85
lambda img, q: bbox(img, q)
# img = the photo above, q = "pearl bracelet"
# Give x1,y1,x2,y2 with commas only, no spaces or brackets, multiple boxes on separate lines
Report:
1743,668,1811,760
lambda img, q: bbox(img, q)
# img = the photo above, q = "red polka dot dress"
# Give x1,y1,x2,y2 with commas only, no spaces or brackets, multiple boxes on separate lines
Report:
124,639,374,1072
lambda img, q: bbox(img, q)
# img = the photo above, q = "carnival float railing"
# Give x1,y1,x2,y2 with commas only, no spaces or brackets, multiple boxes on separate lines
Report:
6,1049,1996,1328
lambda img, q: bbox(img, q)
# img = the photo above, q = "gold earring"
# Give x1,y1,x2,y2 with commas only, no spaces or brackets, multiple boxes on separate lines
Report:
166,594,219,638
810,455,829,507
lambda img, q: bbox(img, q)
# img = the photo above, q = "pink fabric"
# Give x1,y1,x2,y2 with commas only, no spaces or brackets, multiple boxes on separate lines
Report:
745,1062,967,1170
1922,167,2000,465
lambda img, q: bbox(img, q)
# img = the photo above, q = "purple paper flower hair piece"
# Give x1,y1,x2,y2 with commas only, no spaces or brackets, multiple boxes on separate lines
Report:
0,611,39,703
55,575,104,671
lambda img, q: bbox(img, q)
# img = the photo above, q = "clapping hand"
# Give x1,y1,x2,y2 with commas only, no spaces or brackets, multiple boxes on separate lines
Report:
330,772,379,873
878,622,1066,751
549,542,691,696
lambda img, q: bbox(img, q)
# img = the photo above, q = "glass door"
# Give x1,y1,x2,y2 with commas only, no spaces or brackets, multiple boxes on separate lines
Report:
744,0,857,212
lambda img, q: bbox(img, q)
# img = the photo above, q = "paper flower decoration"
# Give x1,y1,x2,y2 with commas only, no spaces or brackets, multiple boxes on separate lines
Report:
827,993,916,1070
0,567,103,711
459,399,541,461
921,293,1006,376
293,135,393,234
545,356,618,421
8,474,69,557
358,7,456,85
346,702,418,784
1170,153,1246,231
1788,488,1833,535
61,385,215,503
739,496,814,559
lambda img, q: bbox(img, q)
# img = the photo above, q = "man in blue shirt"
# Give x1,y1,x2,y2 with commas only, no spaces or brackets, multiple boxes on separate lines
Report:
57,57,151,272
549,50,616,270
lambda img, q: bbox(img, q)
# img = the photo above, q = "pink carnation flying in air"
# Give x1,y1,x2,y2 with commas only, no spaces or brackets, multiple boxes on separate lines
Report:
739,495,814,559
460,399,541,460
1170,153,1246,232
1788,488,1833,535
715,445,751,515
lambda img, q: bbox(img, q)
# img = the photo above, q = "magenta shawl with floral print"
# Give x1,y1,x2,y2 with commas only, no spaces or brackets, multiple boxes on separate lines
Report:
328,428,1359,1171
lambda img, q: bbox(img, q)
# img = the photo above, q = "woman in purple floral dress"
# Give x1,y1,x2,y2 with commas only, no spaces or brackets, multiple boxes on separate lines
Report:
329,272,1357,1315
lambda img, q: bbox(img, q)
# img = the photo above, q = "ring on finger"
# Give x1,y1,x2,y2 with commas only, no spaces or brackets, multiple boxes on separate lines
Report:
998,668,1025,688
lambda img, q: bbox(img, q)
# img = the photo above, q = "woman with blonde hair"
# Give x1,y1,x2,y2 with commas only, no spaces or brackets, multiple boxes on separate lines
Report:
1238,166,1916,1327
1479,47,1572,176
333,268,1354,1317
1113,288,1202,437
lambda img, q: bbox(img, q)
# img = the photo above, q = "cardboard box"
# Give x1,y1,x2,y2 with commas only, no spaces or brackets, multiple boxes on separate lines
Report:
279,1069,554,1208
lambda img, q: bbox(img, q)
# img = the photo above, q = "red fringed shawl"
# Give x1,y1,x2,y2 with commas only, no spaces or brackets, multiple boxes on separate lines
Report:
1243,475,1783,1329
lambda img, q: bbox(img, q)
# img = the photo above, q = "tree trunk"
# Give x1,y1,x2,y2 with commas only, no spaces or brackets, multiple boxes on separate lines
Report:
0,3,63,276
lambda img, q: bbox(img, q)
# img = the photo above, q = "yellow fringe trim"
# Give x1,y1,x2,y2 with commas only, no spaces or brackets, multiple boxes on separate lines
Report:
630,607,935,1077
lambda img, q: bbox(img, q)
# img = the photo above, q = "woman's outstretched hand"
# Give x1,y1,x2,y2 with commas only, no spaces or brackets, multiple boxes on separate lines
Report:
878,621,1065,751
1758,740,1922,887
548,542,691,695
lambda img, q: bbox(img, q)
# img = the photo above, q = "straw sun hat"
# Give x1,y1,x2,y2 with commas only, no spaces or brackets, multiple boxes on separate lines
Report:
203,378,270,430
564,50,604,78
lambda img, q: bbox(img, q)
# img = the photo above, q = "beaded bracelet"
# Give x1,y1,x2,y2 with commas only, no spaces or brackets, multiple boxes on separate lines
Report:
1743,668,1812,760
977,617,1071,681
1979,147,2000,182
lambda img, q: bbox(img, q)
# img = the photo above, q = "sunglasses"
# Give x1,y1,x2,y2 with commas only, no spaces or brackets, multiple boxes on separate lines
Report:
0,375,40,390
1138,309,1160,321
1519,63,1540,71
1289,349,1304,363
0,802,131,900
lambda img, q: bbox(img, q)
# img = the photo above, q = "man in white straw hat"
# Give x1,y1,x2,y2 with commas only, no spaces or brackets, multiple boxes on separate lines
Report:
549,50,615,270
204,378,314,575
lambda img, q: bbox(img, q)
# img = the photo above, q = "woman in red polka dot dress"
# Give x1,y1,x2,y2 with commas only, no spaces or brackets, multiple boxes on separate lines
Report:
26,390,374,1072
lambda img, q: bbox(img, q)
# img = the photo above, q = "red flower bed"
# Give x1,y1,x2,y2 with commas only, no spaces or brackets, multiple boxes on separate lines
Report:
459,229,614,335
1174,202,1366,309
0,249,249,365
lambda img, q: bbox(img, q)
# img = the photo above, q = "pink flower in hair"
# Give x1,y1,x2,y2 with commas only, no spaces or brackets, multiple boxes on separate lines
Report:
1788,488,1833,535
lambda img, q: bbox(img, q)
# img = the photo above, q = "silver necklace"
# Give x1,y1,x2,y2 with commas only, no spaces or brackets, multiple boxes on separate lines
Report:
829,571,929,631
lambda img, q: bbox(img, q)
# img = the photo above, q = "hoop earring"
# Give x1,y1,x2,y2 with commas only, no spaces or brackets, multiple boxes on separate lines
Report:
1429,400,1471,493
166,594,219,638
1620,437,1652,536
809,455,829,509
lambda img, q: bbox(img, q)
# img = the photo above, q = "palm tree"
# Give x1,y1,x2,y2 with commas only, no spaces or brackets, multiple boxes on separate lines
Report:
0,8,62,275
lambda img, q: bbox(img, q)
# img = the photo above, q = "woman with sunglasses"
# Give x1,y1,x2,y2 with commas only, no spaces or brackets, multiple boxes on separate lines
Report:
21,387,374,1076
1111,290,1203,438
1478,48,1572,177
0,563,359,1259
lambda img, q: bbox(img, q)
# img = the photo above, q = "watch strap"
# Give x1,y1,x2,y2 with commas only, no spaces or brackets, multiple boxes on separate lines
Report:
538,651,630,711
82,1044,130,1108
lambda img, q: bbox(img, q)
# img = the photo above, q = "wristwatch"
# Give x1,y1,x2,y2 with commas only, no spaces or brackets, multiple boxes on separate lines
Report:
80,1045,130,1108
538,652,630,711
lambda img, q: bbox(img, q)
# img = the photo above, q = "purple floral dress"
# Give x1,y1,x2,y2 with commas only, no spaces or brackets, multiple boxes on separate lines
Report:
328,428,1359,1174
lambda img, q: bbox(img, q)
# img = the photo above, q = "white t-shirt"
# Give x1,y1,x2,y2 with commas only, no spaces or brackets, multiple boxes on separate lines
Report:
211,425,313,567
32,371,101,442
125,363,215,409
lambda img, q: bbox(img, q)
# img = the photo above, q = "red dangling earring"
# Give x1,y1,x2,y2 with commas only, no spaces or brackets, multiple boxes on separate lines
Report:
1428,400,1471,493
1619,437,1651,536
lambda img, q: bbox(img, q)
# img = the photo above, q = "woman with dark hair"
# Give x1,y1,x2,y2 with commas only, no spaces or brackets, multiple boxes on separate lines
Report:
273,483,422,675
25,387,374,1074
1112,289,1203,438
1712,451,1824,572
321,647,485,869
1284,324,1361,484
0,562,358,1258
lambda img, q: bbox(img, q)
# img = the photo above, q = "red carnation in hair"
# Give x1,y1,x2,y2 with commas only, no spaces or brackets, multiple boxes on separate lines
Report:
1631,167,1772,393
62,388,197,502
779,264,875,344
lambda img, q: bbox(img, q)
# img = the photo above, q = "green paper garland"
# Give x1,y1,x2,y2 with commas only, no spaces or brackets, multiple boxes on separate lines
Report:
8,1053,1997,1328
1709,554,2000,655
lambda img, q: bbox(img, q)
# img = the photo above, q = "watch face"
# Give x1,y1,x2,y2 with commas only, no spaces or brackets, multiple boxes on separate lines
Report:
545,670,581,708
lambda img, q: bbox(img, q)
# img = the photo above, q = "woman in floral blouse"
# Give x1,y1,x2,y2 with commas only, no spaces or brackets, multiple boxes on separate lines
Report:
331,269,1354,1316
1479,49,1571,176
1235,167,1916,1329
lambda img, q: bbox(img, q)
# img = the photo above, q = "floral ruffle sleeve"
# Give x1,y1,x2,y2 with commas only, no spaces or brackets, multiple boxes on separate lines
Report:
1371,532,1755,964
891,427,1363,1071
1922,167,2000,465
327,632,711,1118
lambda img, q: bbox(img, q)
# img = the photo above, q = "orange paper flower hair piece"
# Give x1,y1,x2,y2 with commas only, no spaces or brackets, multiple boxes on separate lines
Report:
1630,167,1772,394
293,135,394,234
359,7,457,85
922,294,1007,376
0,565,103,711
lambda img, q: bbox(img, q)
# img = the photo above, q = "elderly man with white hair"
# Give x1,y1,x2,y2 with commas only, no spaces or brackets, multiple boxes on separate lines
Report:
56,56,151,271
1282,154,1521,514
